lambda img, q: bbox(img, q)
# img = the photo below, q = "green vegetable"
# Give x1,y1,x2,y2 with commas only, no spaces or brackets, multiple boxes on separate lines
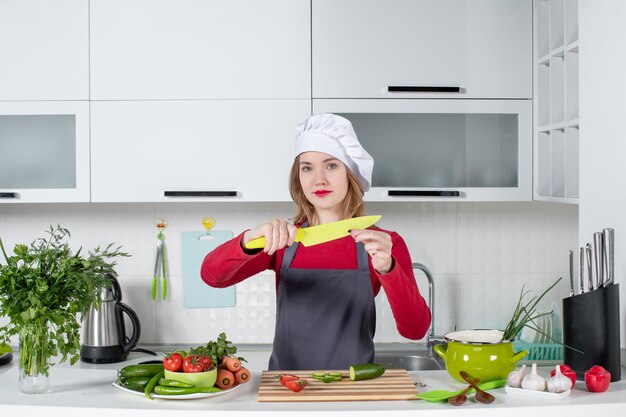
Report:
0,226,129,379
312,372,343,383
153,385,222,395
118,376,152,391
349,363,385,381
119,364,164,379
158,377,194,388
144,370,164,400
188,332,243,368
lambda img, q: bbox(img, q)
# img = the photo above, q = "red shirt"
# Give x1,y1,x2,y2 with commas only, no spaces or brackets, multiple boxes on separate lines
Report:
201,226,431,340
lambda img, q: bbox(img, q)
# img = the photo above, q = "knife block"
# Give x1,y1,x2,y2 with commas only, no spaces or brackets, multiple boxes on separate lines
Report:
562,283,621,382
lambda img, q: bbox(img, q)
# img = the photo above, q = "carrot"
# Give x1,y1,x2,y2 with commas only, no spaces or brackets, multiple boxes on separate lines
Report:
221,355,241,372
216,368,235,389
235,367,250,384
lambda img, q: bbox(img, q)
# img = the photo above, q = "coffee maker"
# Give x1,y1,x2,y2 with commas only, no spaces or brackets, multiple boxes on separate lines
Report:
80,274,141,363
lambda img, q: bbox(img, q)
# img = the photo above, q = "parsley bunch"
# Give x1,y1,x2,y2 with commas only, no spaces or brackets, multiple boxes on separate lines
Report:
0,225,129,377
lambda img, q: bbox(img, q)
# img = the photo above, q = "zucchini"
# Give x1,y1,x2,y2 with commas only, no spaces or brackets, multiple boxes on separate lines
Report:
119,363,164,379
349,363,385,381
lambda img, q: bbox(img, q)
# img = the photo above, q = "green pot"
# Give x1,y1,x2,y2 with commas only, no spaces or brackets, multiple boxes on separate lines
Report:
434,330,528,383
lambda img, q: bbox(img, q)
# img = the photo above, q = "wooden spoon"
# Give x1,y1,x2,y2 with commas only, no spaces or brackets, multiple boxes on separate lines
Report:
459,371,496,404
447,381,475,406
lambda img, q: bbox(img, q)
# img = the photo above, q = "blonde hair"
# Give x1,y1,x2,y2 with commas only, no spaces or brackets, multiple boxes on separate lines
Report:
289,155,366,226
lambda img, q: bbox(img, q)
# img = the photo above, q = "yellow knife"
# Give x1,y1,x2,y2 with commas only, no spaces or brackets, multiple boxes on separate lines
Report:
244,215,382,249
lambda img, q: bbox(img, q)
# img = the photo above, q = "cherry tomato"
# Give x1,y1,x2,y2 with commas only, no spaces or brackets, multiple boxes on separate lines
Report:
163,352,183,372
198,355,212,370
550,364,577,388
182,355,206,373
585,365,611,392
285,378,307,392
279,373,300,387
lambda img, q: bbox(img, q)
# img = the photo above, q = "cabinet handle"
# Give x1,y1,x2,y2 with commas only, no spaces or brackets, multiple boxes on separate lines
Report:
388,190,460,197
164,191,238,197
387,86,461,93
0,192,19,199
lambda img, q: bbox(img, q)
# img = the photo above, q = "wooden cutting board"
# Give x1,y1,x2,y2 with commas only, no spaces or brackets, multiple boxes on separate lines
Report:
258,369,417,402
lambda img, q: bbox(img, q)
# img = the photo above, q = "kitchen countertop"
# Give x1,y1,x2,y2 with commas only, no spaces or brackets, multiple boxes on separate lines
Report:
1,348,626,417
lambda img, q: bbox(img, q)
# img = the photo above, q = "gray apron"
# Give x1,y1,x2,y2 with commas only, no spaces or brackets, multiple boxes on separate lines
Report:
268,232,376,370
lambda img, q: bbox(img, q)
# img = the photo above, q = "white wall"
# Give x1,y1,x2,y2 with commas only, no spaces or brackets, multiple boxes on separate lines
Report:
0,201,577,346
579,0,626,350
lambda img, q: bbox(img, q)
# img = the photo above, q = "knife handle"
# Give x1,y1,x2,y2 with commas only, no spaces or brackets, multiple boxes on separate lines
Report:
603,228,614,286
244,229,304,250
593,232,604,289
579,247,585,294
585,243,593,291
568,250,574,296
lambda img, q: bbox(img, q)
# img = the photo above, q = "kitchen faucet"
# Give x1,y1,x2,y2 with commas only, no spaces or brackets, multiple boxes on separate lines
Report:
413,262,446,367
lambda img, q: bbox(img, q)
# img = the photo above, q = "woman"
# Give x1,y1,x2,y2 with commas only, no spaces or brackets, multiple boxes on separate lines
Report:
201,113,431,370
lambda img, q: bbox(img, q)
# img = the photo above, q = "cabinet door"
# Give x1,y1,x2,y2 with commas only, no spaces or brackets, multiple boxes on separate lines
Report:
90,0,310,100
0,101,90,202
91,100,311,202
0,0,89,100
313,99,532,202
313,0,532,99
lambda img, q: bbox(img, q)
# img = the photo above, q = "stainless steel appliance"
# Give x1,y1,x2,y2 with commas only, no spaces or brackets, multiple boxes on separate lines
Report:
80,274,141,363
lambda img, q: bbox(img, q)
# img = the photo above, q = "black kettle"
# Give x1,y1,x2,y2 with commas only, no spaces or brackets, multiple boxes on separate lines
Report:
80,274,141,363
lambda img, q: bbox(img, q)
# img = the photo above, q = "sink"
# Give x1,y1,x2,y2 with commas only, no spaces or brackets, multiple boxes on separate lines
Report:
374,353,444,371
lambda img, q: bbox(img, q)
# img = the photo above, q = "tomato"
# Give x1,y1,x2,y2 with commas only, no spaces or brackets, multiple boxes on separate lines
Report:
182,355,206,373
550,364,577,388
285,379,307,392
198,355,212,370
279,373,300,387
163,352,183,372
585,365,611,393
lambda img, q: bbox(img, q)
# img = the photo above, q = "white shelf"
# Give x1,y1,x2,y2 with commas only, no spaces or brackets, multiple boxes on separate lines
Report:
534,0,579,204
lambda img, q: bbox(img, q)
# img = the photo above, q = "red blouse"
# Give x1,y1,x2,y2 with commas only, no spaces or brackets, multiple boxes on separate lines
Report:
201,226,431,340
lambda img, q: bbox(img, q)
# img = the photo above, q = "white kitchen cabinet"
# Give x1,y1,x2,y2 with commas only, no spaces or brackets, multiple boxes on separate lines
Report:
314,99,532,202
91,100,311,202
0,0,89,101
90,0,310,100
0,101,90,203
312,0,532,99
534,0,579,203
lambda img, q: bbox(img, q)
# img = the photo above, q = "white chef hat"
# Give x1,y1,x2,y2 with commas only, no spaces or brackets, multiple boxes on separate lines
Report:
294,113,374,192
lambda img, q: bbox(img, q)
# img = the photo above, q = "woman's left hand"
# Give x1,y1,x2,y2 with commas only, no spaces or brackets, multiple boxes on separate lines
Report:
350,229,394,274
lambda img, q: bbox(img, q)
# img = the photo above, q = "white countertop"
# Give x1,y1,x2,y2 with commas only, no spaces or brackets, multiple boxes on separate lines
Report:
1,349,626,417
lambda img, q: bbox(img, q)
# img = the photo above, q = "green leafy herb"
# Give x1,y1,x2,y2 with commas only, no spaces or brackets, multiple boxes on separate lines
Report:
190,332,243,367
0,225,129,377
502,277,562,342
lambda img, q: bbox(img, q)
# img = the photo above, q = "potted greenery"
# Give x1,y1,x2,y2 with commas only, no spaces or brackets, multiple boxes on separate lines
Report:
0,226,128,393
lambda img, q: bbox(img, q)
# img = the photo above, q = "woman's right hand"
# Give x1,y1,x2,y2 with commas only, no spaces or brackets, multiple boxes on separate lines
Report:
242,218,298,255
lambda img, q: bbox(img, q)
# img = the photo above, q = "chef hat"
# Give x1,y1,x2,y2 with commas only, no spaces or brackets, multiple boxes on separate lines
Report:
294,113,374,192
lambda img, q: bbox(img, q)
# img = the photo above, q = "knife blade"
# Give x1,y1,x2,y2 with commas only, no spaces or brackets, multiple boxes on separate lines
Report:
579,247,585,295
603,228,614,286
244,215,382,249
568,249,574,296
585,243,594,291
593,232,604,290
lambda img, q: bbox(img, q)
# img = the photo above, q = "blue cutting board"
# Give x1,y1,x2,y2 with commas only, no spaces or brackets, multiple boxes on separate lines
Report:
181,230,236,308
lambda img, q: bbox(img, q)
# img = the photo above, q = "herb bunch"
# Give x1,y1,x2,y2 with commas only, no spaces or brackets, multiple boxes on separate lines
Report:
0,225,129,376
501,276,562,342
189,332,244,367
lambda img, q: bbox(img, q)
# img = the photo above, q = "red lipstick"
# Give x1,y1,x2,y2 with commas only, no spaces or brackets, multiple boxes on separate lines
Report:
314,190,331,197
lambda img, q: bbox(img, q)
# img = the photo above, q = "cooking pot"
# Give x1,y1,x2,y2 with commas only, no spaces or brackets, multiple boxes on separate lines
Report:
434,329,528,383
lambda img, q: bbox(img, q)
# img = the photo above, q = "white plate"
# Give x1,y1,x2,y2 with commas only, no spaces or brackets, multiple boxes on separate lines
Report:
112,382,241,400
505,385,571,400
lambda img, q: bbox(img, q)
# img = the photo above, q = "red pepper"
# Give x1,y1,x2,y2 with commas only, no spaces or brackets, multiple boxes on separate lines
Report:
585,365,611,393
285,378,308,392
550,364,577,388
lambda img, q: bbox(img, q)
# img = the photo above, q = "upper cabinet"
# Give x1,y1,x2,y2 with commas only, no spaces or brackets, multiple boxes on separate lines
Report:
0,101,90,203
534,0,579,204
90,0,311,100
0,0,89,101
312,0,532,99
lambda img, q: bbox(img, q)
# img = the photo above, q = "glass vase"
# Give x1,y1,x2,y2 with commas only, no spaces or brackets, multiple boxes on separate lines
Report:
18,326,50,394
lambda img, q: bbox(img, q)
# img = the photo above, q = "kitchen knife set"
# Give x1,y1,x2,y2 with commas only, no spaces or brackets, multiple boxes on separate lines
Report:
568,228,614,296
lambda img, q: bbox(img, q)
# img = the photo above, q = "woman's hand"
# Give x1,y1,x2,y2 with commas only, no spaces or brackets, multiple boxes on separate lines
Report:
242,218,298,255
350,229,394,274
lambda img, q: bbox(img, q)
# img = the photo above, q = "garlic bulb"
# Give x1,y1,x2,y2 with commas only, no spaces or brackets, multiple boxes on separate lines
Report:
548,365,572,393
521,363,547,391
507,364,527,388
